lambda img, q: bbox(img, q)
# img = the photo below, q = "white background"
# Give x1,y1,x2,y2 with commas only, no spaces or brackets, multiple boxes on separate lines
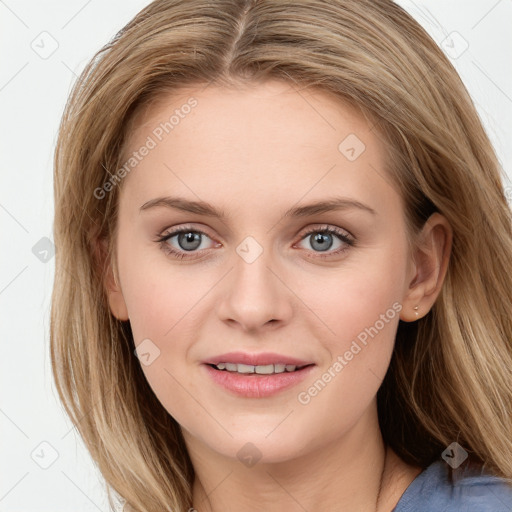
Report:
1,1,511,511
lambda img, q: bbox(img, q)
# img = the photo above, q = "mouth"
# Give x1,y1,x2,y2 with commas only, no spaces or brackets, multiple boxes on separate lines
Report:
202,353,316,397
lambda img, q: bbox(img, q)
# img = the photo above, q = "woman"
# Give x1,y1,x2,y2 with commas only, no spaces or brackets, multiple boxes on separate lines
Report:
50,1,512,511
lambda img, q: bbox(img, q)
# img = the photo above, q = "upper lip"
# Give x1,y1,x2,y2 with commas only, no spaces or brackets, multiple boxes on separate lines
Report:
204,352,314,367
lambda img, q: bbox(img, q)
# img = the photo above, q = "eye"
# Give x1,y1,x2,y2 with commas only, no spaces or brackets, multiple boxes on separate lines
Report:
155,226,219,260
295,225,355,258
155,224,355,261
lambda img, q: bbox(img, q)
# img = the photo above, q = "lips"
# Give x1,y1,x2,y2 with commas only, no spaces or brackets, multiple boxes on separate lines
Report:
202,352,315,397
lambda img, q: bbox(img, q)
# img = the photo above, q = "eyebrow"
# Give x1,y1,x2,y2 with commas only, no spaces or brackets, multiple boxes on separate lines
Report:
139,195,377,218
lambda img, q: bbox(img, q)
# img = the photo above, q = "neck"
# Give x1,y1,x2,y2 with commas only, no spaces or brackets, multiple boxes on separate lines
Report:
185,406,414,512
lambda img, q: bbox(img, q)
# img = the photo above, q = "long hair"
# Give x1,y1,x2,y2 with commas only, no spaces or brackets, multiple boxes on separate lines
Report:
50,1,512,511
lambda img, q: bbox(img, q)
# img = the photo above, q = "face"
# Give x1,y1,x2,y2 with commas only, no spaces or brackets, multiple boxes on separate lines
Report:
109,80,417,464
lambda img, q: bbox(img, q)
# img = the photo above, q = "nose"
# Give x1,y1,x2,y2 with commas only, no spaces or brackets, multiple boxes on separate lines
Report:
216,246,293,333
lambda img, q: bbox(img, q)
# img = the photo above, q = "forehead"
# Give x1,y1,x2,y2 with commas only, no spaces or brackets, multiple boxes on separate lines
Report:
118,80,398,219
125,80,373,155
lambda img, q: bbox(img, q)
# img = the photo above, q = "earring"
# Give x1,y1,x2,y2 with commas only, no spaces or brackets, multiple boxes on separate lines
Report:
413,305,419,317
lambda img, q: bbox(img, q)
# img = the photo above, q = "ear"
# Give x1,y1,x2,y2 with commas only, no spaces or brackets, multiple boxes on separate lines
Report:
93,236,129,321
400,213,452,322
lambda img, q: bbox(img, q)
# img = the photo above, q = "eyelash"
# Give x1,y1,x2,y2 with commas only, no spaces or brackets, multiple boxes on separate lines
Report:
154,224,355,261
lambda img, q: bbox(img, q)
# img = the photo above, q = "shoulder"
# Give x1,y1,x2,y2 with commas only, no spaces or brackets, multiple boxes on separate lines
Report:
393,457,512,512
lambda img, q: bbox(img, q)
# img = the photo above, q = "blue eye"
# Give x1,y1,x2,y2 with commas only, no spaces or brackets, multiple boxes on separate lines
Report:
156,227,216,259
297,226,354,258
155,224,355,260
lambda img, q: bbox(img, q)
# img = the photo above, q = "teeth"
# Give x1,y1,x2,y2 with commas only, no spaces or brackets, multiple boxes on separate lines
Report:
237,364,254,374
255,364,274,375
214,363,302,374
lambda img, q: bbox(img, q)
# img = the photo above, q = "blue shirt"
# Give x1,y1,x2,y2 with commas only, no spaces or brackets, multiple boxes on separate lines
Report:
392,457,512,511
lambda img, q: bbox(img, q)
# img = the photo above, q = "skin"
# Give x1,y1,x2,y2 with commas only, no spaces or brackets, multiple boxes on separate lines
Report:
103,80,452,511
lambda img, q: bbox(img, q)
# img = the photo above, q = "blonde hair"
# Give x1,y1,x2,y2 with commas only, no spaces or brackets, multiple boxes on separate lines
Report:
50,0,512,511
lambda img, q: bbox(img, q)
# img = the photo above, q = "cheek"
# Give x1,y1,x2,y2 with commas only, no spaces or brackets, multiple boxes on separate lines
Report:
296,247,406,348
117,245,212,427
290,246,406,410
117,228,207,340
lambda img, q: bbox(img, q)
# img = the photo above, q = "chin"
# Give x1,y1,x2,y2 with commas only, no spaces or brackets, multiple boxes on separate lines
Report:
195,426,314,466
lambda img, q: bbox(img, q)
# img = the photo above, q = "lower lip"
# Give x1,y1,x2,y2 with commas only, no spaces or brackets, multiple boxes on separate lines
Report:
203,364,315,398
